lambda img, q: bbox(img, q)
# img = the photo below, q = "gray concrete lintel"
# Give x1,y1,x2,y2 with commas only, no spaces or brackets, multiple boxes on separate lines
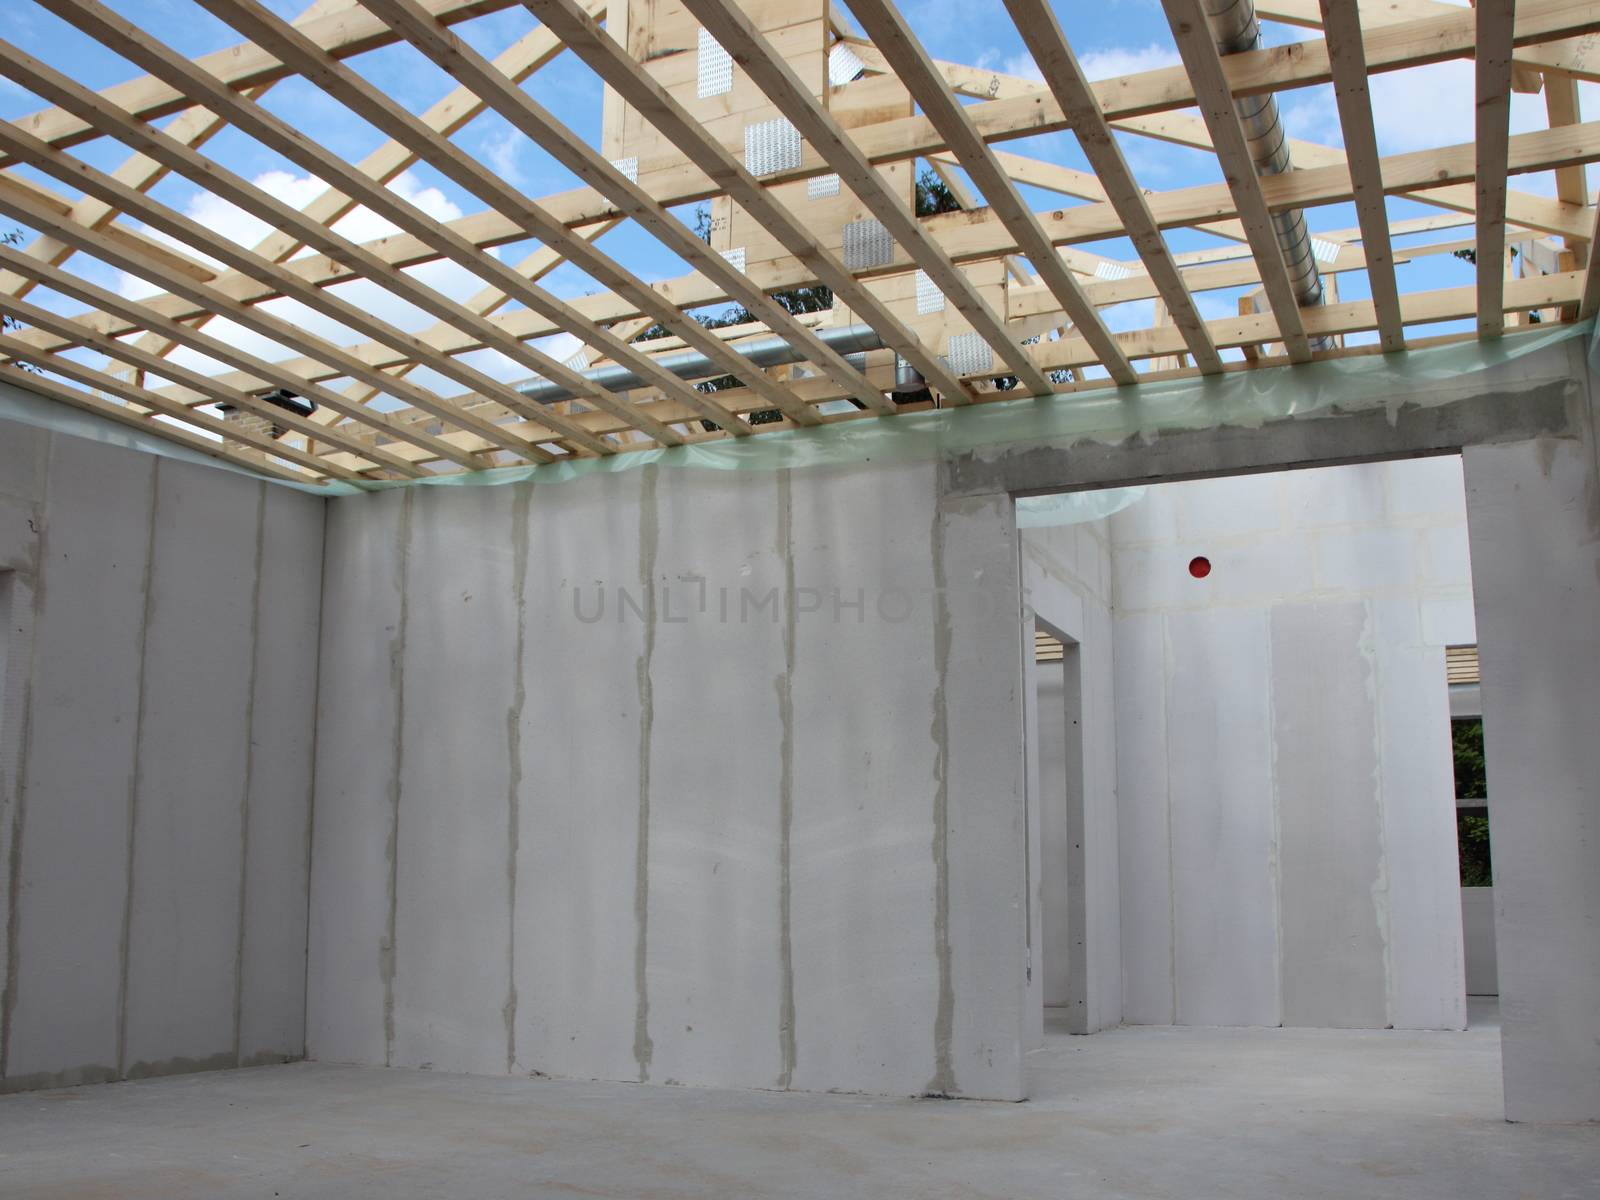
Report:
940,380,1580,499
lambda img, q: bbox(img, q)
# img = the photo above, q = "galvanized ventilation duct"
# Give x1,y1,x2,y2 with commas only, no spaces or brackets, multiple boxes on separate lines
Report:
1203,0,1335,350
515,323,895,405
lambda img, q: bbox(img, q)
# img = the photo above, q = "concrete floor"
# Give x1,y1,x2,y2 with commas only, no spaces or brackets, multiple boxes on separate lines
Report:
2,1002,1595,1199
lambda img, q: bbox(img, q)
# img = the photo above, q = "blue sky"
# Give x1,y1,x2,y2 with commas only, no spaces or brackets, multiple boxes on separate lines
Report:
0,0,1591,397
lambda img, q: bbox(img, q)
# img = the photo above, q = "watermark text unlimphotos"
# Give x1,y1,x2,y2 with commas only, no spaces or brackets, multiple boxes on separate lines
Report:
568,576,1015,625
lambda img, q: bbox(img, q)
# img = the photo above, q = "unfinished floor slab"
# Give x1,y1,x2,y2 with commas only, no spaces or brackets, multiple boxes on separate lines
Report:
3,1006,1594,1200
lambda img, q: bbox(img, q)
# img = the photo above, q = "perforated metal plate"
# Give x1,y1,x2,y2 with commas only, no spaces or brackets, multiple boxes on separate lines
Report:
719,246,747,274
744,118,803,178
697,27,733,98
1093,261,1133,281
806,173,841,200
609,156,639,184
842,218,894,269
1310,236,1341,264
828,42,866,86
914,269,945,315
945,331,994,375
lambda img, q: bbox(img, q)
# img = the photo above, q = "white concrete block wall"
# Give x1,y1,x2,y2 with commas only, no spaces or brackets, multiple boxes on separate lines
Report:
307,462,1028,1100
393,485,518,1077
0,419,323,1092
1110,460,1470,1031
513,472,645,1085
644,468,783,1090
305,489,406,1070
1463,386,1600,1122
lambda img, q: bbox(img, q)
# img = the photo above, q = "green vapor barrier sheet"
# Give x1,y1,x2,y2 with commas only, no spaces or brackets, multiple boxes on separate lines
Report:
3,318,1592,521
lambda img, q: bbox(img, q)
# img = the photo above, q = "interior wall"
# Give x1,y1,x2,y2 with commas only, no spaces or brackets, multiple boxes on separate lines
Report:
1034,664,1071,1009
1110,459,1469,1030
1020,521,1120,1037
1462,371,1600,1122
306,461,1029,1100
0,417,324,1093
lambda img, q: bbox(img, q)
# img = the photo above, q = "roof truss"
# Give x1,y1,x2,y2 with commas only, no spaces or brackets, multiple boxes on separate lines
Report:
0,0,1594,484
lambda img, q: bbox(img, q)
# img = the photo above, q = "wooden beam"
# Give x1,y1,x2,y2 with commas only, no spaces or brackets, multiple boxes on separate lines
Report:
1579,192,1600,320
111,2,595,383
6,0,519,162
14,61,1594,374
23,2,704,450
680,0,1051,394
0,360,321,485
1476,0,1518,340
0,246,437,477
920,121,1600,270
1161,0,1312,360
0,99,242,301
845,0,1135,386
0,119,565,463
13,112,1600,384
249,3,598,268
0,328,352,483
1003,0,1222,374
677,0,1600,193
196,0,806,434
1317,0,1403,352
12,104,1599,390
362,0,883,419
527,0,962,404
1020,270,1586,379
129,263,1599,434
1103,106,1580,247
1255,0,1600,86
0,163,500,471
0,290,385,481
1543,73,1590,259
1008,236,1477,329
0,40,640,458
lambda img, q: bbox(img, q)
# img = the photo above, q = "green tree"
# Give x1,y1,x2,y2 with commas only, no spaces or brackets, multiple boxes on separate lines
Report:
1458,813,1492,887
915,168,960,216
1453,718,1491,886
1452,718,1487,799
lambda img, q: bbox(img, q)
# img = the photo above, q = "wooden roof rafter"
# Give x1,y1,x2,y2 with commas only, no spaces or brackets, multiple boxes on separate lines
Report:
845,0,1139,386
28,0,708,452
1315,0,1403,353
191,0,847,435
0,158,503,471
1474,0,1518,341
678,0,1054,397
118,2,599,418
524,0,970,404
1001,0,1222,375
1160,0,1312,362
0,358,322,486
361,0,884,419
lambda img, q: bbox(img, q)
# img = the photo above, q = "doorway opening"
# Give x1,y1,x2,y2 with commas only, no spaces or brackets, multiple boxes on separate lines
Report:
1032,623,1087,1039
1018,456,1484,1098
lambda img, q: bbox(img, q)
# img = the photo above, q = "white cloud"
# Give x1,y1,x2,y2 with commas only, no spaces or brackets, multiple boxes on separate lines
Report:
481,128,526,188
997,50,1043,83
982,41,1180,86
1078,43,1183,83
1099,298,1156,333
1290,60,1600,159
